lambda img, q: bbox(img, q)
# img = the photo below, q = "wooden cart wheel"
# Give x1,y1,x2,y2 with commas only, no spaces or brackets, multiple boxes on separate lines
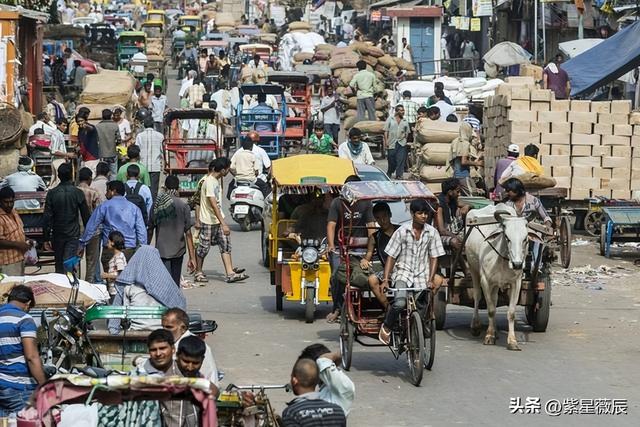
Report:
339,309,354,371
408,311,425,387
526,276,551,332
584,211,603,236
304,287,315,324
599,224,607,257
434,288,447,330
559,216,572,269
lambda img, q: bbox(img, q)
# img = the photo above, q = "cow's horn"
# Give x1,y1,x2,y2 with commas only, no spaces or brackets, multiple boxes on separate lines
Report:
494,210,509,223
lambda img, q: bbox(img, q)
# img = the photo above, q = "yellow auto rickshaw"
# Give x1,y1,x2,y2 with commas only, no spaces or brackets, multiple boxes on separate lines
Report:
141,20,164,39
263,154,357,323
146,9,167,28
178,15,202,36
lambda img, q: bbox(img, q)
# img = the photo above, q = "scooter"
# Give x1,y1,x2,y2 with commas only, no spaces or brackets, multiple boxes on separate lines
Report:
229,180,265,232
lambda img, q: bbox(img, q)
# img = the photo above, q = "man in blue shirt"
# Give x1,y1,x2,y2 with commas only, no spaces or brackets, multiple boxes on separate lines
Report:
0,285,46,416
78,180,147,272
250,93,275,132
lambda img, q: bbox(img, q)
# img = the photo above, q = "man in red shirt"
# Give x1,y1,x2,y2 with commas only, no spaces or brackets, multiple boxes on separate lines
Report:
543,54,571,100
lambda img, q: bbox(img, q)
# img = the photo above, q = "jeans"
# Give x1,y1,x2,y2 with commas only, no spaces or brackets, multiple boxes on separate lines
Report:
162,255,184,287
324,123,340,147
356,97,376,121
387,144,408,179
0,385,35,416
53,238,79,274
328,251,342,312
101,156,118,177
149,171,161,203
384,283,409,329
85,234,101,283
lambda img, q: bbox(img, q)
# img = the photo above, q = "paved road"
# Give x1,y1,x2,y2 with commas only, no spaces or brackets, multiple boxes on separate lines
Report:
168,72,640,426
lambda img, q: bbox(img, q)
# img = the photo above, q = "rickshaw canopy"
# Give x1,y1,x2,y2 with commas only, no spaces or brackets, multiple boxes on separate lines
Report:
179,15,202,29
340,181,437,205
240,84,285,97
163,109,217,125
202,32,229,41
142,20,164,28
267,71,310,85
199,40,229,49
239,43,273,54
272,155,356,188
119,31,146,42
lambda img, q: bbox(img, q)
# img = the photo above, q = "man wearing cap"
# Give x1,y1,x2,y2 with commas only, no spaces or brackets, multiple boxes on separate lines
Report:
0,285,46,416
493,144,519,199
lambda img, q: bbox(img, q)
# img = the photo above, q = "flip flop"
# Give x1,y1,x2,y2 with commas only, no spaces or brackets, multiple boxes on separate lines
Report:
233,267,246,274
378,325,391,346
325,311,340,324
194,272,208,283
226,273,249,283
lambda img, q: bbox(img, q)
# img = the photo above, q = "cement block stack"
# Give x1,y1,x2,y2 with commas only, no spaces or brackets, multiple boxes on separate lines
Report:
483,80,640,200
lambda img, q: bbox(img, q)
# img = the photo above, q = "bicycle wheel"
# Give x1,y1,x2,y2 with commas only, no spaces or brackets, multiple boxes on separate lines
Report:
407,311,425,386
339,309,354,371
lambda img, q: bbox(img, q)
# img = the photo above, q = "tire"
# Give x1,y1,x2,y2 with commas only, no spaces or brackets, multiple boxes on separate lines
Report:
434,289,447,330
526,276,551,332
304,286,315,324
408,311,425,386
240,216,251,232
599,224,607,257
559,216,572,269
423,318,436,371
584,211,603,236
275,284,283,312
339,309,354,371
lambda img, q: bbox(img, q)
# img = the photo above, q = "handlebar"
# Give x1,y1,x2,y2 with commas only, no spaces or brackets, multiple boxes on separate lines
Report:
225,383,290,392
386,287,427,293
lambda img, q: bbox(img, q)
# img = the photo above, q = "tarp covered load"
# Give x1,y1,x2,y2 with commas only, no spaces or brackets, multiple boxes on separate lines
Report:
80,70,136,105
483,41,532,67
0,273,109,307
563,20,640,97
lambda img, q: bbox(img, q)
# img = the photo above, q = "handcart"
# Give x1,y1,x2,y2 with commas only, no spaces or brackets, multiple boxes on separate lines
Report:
599,206,640,258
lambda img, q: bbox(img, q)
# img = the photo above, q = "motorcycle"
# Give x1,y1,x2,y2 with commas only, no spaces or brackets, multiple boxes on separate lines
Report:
177,56,197,80
217,383,289,427
230,180,265,232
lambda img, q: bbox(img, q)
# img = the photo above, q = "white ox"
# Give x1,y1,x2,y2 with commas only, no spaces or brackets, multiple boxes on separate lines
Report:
465,204,532,351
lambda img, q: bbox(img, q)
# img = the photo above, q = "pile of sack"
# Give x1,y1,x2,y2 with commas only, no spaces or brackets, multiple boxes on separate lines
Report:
215,12,236,33
279,22,326,71
411,120,461,183
397,76,504,106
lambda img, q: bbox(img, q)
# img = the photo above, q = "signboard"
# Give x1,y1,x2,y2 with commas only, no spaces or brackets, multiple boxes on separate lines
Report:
451,16,470,31
470,18,481,32
472,0,493,17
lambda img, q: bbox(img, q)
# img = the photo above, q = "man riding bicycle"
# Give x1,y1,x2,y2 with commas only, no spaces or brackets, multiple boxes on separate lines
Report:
379,199,446,345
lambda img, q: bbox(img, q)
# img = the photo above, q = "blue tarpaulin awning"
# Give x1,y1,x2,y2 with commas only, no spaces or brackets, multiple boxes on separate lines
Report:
563,20,640,97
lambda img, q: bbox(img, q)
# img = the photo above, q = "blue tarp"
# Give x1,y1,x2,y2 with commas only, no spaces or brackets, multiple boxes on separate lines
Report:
563,21,640,97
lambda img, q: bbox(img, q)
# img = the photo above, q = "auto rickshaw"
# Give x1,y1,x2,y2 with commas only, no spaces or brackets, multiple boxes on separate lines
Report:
117,31,146,69
146,9,168,27
262,154,357,322
86,23,117,69
267,71,312,153
141,20,164,39
178,15,202,37
239,43,276,67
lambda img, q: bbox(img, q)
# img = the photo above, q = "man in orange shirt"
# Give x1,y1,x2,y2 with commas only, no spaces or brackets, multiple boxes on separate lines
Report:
0,187,33,276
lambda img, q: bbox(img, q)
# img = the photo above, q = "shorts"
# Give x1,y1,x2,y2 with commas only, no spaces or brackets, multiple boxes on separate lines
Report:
197,223,232,258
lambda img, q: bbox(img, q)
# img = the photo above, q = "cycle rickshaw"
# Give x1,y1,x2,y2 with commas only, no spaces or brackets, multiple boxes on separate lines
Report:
338,180,439,386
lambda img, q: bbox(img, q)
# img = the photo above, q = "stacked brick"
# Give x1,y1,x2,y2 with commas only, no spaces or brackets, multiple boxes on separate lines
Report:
483,77,640,199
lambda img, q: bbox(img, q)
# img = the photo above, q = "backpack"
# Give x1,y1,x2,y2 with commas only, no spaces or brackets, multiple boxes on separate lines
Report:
125,182,149,225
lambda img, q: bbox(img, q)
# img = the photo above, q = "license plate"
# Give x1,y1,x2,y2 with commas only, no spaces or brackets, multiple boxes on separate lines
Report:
234,205,249,214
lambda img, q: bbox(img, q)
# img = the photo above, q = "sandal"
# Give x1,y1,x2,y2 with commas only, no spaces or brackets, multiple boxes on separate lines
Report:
378,324,391,345
226,273,249,283
326,311,340,323
233,267,246,274
194,272,208,283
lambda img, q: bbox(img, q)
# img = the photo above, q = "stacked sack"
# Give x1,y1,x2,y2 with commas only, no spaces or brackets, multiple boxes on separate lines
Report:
397,77,504,106
216,12,236,33
411,119,461,185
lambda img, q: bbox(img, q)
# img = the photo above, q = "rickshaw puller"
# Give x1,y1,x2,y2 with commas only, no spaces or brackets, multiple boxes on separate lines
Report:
379,199,446,345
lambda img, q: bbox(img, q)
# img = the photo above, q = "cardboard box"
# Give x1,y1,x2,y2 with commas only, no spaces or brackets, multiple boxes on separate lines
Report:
505,76,536,86
598,113,630,125
631,179,640,190
570,100,591,112
511,86,531,100
572,166,593,177
613,124,633,136
510,121,531,132
602,135,631,146
592,145,612,157
572,177,600,189
531,122,551,134
510,132,540,146
568,111,598,123
612,146,632,158
552,166,572,177
594,168,612,179
550,145,570,155
510,100,530,111
572,146,592,156
530,101,550,112
601,156,631,168
608,179,631,190
552,122,572,134
570,188,592,199
571,133,601,146
571,156,601,167
554,177,571,188
593,123,613,135
611,189,631,199
633,147,640,158
538,111,566,123
551,99,570,111
591,189,610,198
572,122,593,134
632,136,640,147
541,155,570,167
538,144,550,156
590,101,611,114
530,89,552,102
541,133,571,145
508,110,537,122
630,112,640,125
635,126,640,136
610,100,632,114
519,64,544,81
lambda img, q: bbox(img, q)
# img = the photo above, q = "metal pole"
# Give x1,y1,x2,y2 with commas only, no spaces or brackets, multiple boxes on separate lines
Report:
578,14,584,39
542,1,547,64
534,0,538,63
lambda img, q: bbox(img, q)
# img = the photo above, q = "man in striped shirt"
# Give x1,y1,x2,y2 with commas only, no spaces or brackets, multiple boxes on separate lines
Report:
0,285,46,416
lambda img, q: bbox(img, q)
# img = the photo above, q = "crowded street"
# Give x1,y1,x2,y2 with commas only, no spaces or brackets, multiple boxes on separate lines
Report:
0,0,639,426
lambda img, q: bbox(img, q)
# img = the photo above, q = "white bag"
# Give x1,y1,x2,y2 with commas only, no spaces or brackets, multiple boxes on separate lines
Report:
58,404,99,427
24,246,38,266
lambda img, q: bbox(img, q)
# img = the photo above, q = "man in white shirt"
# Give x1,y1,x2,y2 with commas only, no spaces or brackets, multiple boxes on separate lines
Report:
161,308,220,386
230,138,260,183
28,112,57,137
135,118,164,201
150,86,167,133
49,118,75,188
338,127,375,165
113,107,132,145
1,157,47,210
434,100,456,122
320,86,341,145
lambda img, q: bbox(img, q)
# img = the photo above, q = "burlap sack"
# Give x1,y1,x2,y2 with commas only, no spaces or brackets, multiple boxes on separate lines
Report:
344,109,357,118
294,52,314,62
289,21,312,31
378,54,395,68
630,111,640,125
330,52,360,70
331,47,354,57
349,42,370,55
216,13,235,27
364,45,385,58
344,116,357,129
316,44,335,52
420,165,450,182
362,55,378,67
420,143,450,166
346,97,357,109
415,119,460,145
313,51,331,61
394,57,416,72
340,68,358,86
374,98,388,110
499,172,557,190
353,121,385,134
